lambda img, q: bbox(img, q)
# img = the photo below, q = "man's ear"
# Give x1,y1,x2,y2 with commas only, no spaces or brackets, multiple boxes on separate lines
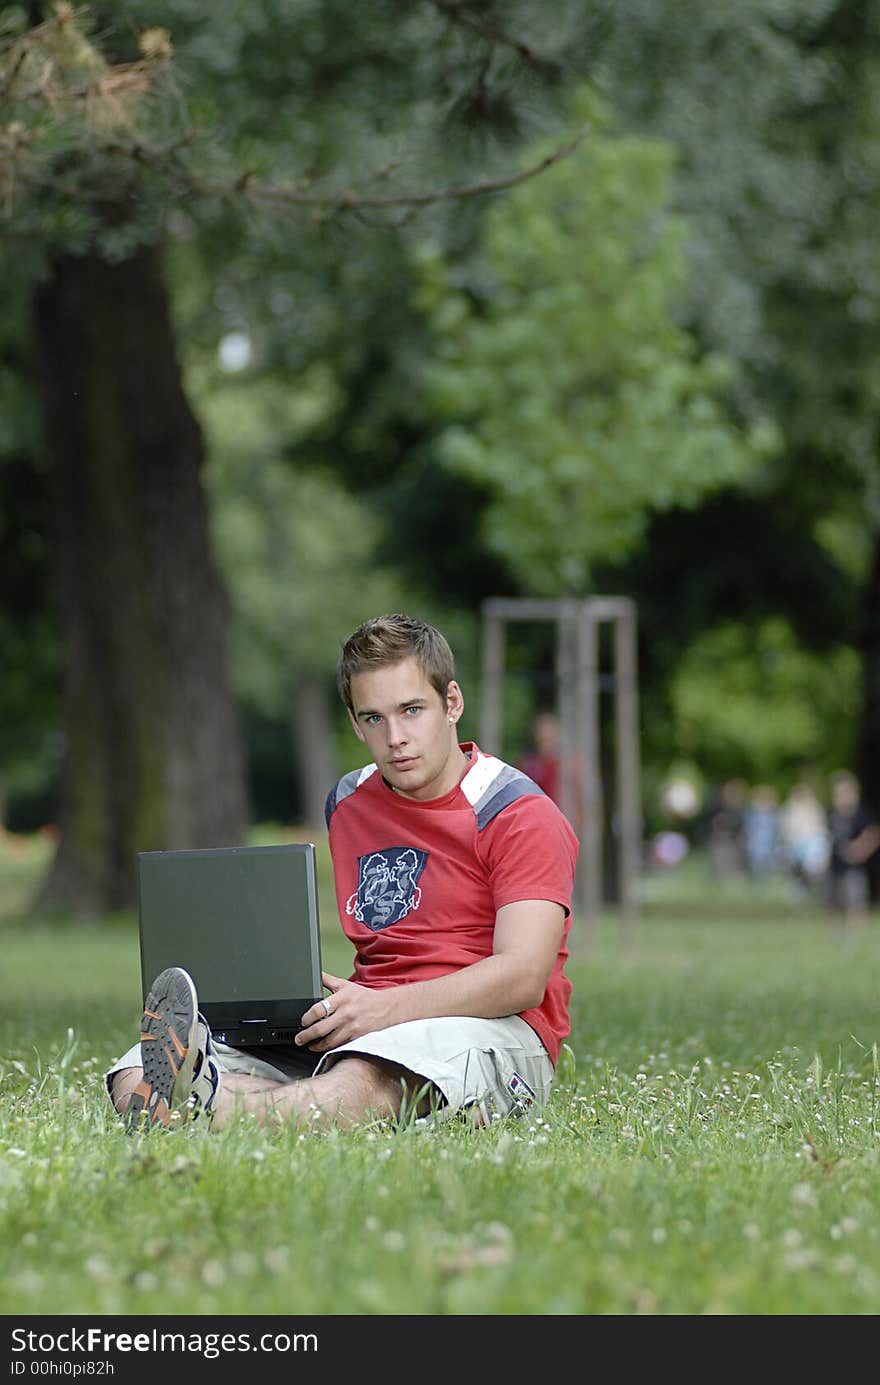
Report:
348,707,366,742
445,679,465,725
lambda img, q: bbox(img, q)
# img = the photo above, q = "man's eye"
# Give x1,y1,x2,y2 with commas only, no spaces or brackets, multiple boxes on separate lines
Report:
365,714,383,725
405,706,422,716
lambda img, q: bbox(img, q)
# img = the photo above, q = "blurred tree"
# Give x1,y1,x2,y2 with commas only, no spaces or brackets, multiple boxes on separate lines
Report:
30,244,249,913
6,0,878,910
583,0,880,811
2,6,249,911
600,488,860,789
0,0,591,911
668,616,861,786
0,276,61,827
415,90,779,594
196,370,400,831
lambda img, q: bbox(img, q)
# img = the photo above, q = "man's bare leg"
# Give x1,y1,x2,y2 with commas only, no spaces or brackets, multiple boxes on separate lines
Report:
112,1055,427,1131
211,1055,421,1132
110,1067,283,1115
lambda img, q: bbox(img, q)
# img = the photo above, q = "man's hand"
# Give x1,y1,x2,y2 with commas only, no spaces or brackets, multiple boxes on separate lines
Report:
295,971,393,1052
295,898,565,1051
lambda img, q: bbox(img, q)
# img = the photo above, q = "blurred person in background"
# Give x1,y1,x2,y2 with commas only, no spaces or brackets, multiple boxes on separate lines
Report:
519,710,563,805
704,778,748,885
742,784,781,890
826,770,880,925
779,781,829,904
519,710,584,835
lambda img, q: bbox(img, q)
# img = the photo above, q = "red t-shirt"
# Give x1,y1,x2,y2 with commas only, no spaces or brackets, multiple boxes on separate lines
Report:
324,742,579,1064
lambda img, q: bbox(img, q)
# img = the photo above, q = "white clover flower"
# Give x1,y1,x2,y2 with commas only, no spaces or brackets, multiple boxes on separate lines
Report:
201,1260,226,1286
791,1182,818,1208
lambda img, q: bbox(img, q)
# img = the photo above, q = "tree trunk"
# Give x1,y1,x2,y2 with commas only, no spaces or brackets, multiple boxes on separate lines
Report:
858,524,880,902
31,246,248,915
292,673,337,834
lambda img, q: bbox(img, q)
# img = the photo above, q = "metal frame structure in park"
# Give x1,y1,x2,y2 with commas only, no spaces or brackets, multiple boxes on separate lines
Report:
479,596,641,938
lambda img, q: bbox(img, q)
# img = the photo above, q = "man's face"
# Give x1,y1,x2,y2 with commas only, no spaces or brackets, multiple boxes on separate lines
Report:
832,778,858,812
348,656,465,801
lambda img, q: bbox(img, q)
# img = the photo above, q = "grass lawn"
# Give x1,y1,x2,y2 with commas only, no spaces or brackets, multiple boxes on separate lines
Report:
1,832,879,1316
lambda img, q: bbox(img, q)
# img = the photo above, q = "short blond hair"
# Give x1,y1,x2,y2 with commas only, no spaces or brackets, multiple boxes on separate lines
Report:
337,613,456,713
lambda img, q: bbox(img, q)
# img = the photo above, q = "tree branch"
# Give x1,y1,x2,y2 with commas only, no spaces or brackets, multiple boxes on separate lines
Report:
427,0,556,71
2,3,589,224
104,121,591,219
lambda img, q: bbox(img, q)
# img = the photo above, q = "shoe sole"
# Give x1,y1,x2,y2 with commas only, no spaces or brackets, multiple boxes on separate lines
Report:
126,967,199,1132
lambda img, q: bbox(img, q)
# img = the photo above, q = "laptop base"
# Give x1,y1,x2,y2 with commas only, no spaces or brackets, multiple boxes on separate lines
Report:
201,997,322,1048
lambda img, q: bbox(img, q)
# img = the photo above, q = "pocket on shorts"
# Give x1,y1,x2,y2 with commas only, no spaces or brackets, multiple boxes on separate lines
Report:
463,1042,554,1123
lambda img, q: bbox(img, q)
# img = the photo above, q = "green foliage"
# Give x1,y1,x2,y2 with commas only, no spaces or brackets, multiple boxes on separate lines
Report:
416,89,779,594
197,370,399,717
3,0,879,818
668,617,861,785
0,5,181,267
0,2,593,829
590,0,880,538
568,3,880,794
2,2,589,266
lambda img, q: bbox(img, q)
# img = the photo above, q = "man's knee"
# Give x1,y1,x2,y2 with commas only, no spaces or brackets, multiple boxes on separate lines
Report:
323,1054,431,1118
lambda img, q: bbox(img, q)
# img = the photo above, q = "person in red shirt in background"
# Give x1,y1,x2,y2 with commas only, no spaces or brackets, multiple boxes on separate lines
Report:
110,613,579,1134
519,710,563,804
519,709,585,837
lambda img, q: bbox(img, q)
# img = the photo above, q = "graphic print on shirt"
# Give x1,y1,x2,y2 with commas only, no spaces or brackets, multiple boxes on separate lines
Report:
346,847,429,931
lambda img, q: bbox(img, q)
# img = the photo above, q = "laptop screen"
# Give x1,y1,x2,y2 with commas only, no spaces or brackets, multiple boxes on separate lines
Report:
136,843,323,1038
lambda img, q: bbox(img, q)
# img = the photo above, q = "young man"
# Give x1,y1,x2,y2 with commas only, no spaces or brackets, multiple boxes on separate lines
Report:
107,613,579,1131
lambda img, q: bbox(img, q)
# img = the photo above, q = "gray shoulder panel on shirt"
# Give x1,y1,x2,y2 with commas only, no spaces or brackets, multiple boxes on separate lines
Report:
324,764,378,826
470,764,545,831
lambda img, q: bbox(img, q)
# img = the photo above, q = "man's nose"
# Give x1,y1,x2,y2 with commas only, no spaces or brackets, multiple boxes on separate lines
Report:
386,717,408,745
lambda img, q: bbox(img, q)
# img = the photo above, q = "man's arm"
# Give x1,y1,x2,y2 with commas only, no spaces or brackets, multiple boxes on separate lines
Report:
842,823,880,864
295,898,566,1051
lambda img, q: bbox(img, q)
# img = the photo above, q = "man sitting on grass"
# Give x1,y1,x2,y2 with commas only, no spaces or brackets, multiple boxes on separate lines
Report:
106,613,579,1132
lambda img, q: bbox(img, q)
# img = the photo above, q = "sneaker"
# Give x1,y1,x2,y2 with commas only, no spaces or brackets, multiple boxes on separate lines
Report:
126,966,202,1132
186,1018,221,1122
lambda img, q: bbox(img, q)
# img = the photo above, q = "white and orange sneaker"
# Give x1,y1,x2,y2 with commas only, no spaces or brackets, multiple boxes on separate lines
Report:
126,966,203,1131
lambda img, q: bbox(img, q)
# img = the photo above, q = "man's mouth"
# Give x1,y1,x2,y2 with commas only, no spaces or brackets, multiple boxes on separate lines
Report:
390,757,417,771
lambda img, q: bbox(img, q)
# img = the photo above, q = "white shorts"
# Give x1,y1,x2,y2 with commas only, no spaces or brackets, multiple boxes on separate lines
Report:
104,1014,554,1123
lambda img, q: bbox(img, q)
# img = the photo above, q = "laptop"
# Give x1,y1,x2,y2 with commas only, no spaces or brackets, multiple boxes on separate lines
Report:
136,842,324,1047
